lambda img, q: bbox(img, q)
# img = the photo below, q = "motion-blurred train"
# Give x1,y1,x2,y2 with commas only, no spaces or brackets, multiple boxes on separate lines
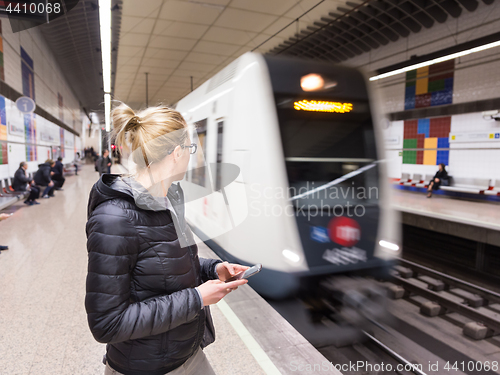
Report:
176,52,400,300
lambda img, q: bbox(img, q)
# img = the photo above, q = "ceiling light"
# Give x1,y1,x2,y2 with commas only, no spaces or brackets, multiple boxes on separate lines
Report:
104,93,111,132
301,73,325,91
370,39,500,81
282,249,300,263
379,240,399,251
99,0,111,131
99,0,111,93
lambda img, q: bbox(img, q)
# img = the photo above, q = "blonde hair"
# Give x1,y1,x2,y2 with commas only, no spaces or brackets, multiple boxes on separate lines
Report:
111,102,188,169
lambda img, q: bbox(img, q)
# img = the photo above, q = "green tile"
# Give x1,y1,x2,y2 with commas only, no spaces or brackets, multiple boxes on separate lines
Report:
402,150,417,164
403,138,417,149
428,79,445,93
406,70,417,80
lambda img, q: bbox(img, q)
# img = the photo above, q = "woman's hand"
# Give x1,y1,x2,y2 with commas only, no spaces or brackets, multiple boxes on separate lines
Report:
435,178,440,183
0,213,11,221
216,261,249,282
198,279,248,306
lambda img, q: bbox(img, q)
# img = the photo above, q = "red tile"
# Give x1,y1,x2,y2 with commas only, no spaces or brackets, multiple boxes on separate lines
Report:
416,150,424,164
404,120,418,138
415,93,432,108
417,133,425,149
429,117,451,138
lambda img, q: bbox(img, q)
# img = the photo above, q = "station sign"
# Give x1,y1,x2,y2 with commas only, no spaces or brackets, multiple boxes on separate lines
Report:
16,96,36,114
449,131,500,143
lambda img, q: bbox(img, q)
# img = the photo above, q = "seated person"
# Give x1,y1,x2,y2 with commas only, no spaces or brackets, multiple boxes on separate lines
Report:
0,213,11,250
13,161,40,205
427,163,449,198
51,156,65,189
34,159,56,198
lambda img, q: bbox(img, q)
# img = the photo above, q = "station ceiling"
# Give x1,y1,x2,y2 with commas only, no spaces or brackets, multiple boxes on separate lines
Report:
114,0,352,109
39,0,495,121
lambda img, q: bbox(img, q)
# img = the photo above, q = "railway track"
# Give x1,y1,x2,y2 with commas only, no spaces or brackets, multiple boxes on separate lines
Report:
362,330,429,375
388,258,500,340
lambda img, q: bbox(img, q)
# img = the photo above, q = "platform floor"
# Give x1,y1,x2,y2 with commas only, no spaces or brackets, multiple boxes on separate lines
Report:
0,165,338,375
390,189,500,231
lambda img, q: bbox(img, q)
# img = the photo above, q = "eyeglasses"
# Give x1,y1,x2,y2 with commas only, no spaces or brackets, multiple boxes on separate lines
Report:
169,143,197,155
182,143,197,154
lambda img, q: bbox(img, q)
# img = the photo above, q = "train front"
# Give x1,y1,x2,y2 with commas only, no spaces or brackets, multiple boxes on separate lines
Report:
256,56,401,298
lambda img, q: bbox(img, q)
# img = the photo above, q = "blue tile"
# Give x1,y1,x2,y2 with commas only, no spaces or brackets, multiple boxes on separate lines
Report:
405,96,415,110
405,86,416,98
417,118,430,137
436,150,449,165
431,88,453,106
437,137,449,148
444,77,454,89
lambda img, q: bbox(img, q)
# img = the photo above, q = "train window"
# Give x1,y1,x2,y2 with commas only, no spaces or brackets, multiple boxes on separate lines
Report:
215,121,224,191
275,96,379,205
191,118,207,187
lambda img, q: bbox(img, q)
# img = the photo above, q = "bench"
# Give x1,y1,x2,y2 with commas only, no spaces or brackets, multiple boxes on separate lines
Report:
484,180,500,196
415,174,434,188
440,178,491,194
0,179,28,210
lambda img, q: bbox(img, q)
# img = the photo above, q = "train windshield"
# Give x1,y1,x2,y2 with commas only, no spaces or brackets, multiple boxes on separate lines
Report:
275,96,380,210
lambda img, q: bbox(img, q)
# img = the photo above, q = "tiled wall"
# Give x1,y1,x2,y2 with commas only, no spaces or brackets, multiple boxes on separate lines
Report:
345,1,500,181
1,20,82,130
0,19,83,179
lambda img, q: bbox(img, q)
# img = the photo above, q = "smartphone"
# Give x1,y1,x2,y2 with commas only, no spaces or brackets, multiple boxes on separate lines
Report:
225,263,262,283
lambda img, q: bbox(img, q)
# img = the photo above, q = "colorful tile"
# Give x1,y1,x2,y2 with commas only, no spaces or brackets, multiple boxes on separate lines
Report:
424,137,438,149
404,120,418,138
416,150,424,164
437,137,449,148
405,60,454,111
416,133,425,149
415,93,432,108
403,150,417,164
417,118,430,137
415,66,429,95
403,138,417,149
429,117,451,137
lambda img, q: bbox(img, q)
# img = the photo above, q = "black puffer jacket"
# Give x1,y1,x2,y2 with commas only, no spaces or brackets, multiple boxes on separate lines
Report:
85,174,221,375
34,162,52,186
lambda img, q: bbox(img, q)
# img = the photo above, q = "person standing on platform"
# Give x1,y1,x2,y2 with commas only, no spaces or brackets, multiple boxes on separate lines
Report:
13,162,40,205
85,102,248,375
34,159,56,198
74,152,80,175
96,149,112,176
0,213,11,250
51,157,66,190
427,163,449,198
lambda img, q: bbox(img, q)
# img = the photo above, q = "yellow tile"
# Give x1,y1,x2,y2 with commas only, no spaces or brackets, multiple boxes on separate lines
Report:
423,137,437,149
415,66,429,95
423,150,437,165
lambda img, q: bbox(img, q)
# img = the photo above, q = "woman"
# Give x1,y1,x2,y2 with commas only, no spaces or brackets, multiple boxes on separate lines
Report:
86,103,249,375
13,161,40,205
427,163,449,198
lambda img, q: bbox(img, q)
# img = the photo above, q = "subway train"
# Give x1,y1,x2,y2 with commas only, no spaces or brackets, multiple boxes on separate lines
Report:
175,52,401,300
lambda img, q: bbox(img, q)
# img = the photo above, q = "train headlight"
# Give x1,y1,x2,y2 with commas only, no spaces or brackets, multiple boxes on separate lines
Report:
282,249,300,263
300,74,324,91
379,240,399,251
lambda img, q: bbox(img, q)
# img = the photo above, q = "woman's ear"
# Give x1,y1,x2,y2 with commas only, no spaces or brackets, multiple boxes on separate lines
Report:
174,145,182,160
